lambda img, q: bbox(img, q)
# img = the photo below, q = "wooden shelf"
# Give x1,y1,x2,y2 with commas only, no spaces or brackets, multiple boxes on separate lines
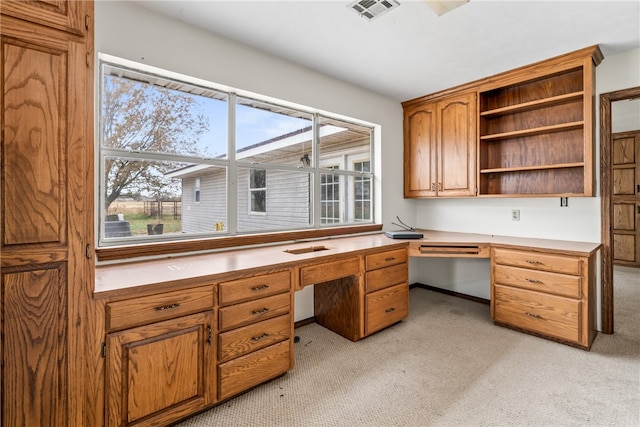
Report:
480,92,584,118
480,121,584,142
480,162,584,174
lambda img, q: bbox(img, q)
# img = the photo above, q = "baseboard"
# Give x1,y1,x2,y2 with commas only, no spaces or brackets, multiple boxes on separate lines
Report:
411,282,490,305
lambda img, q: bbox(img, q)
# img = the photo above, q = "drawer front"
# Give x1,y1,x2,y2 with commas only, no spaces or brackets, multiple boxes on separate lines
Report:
493,248,581,275
300,256,360,288
218,314,291,363
106,286,214,332
493,265,581,298
219,292,290,331
366,263,408,293
219,270,290,306
365,248,408,271
218,340,291,400
493,285,580,344
365,283,409,336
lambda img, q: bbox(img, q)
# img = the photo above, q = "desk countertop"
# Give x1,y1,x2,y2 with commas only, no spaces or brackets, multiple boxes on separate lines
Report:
94,230,600,296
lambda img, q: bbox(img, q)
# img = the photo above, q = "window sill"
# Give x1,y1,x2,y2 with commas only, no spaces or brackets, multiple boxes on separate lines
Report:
95,224,382,263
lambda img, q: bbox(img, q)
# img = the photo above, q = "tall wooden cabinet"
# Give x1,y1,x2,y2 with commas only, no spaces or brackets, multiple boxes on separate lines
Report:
403,91,477,197
0,1,94,426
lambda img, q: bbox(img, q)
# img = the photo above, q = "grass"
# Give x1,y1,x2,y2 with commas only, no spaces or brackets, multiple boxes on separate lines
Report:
123,213,182,235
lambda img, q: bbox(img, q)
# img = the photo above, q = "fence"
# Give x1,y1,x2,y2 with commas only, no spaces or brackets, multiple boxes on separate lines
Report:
144,200,182,220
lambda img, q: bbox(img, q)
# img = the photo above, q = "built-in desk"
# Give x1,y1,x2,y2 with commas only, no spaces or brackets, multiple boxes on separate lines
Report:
93,230,600,426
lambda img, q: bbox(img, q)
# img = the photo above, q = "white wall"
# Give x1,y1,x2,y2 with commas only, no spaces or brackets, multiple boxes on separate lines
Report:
96,3,639,324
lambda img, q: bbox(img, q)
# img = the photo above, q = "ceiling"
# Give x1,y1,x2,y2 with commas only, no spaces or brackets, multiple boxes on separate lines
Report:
130,0,640,103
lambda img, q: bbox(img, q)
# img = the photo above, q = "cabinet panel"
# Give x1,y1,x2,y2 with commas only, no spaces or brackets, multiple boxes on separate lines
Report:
219,270,290,306
1,265,67,427
493,284,580,343
493,264,580,298
365,283,409,336
403,103,437,197
218,314,291,363
218,292,290,331
300,256,359,287
365,263,408,293
365,248,407,270
0,0,86,35
218,340,290,401
493,248,581,275
105,311,215,427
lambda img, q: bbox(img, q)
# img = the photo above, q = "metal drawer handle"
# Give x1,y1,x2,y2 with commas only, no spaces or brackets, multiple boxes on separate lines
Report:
252,307,270,315
155,303,180,311
251,284,270,291
525,312,542,319
525,260,543,265
385,257,396,262
251,333,270,342
525,278,542,284
385,307,396,313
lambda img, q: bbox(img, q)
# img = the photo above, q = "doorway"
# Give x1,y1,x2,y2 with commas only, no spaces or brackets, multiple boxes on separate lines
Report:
599,86,640,334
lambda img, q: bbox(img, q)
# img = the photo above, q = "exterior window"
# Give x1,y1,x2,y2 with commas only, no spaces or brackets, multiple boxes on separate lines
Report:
249,169,266,214
354,161,371,221
98,55,374,247
194,178,201,203
321,166,340,224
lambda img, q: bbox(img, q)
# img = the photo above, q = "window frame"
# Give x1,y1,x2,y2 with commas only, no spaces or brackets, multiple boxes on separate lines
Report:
95,54,379,262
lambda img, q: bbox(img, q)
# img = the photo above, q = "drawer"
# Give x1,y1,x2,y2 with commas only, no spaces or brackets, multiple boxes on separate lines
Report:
218,314,291,363
493,265,581,298
493,248,581,276
219,292,290,331
365,262,408,293
493,284,580,344
300,256,360,288
218,340,291,400
219,270,290,306
365,248,408,271
106,286,214,332
365,282,409,336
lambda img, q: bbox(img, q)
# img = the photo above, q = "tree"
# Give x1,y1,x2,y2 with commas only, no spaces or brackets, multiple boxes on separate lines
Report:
101,74,209,211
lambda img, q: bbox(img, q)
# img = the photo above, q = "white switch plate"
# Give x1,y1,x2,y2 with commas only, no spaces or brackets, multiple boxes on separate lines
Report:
511,209,520,221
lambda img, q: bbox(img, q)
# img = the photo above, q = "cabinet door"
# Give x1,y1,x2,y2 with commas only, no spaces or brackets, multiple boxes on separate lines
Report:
404,101,437,197
105,311,215,427
0,0,88,35
1,11,93,427
437,92,477,197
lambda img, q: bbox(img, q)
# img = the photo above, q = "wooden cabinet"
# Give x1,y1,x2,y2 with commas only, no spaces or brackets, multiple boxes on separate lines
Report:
478,47,602,196
0,2,94,426
491,247,596,349
105,311,216,427
403,91,477,198
313,248,409,341
217,271,293,401
612,130,640,266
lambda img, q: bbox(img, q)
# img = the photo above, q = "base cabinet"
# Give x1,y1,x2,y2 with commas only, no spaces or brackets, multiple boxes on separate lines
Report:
105,311,216,427
491,247,596,349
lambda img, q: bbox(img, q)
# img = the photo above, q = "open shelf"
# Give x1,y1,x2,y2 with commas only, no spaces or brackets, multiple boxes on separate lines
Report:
480,162,584,174
480,121,584,142
480,92,584,118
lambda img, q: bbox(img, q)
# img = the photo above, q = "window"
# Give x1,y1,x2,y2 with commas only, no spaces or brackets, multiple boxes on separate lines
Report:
321,166,340,224
249,169,266,214
98,55,375,248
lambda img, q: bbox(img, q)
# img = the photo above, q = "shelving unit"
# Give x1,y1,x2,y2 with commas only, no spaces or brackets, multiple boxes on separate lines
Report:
478,61,599,196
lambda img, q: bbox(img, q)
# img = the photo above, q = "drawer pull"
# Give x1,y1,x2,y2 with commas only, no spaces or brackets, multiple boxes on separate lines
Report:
251,333,270,342
525,312,542,319
385,307,396,313
252,307,270,315
251,284,270,291
154,303,180,311
385,257,396,262
525,278,542,284
525,260,543,265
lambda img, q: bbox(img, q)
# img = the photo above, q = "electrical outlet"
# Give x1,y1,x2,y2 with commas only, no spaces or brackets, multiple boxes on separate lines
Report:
511,209,520,221
560,197,568,207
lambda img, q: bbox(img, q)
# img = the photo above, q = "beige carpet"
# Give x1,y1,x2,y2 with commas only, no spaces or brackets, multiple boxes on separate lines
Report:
177,267,640,426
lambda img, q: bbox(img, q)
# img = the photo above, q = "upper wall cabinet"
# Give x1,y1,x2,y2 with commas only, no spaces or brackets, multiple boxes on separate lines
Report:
403,91,477,198
403,45,603,198
0,0,88,35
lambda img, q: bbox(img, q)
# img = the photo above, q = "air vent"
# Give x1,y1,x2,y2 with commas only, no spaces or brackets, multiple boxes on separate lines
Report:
348,0,400,21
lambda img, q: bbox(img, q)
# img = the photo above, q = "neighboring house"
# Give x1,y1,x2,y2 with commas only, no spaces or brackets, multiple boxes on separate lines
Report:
168,125,370,233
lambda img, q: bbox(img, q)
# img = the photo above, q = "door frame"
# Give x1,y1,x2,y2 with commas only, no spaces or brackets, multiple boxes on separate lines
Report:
599,86,640,334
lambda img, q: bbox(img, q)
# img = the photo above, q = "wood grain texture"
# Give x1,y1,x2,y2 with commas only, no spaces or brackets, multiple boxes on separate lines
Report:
314,276,362,341
218,314,290,363
493,265,580,299
218,270,290,306
365,248,407,270
365,263,408,293
105,311,215,427
218,292,290,331
365,283,409,336
0,0,86,35
404,102,436,197
300,256,360,287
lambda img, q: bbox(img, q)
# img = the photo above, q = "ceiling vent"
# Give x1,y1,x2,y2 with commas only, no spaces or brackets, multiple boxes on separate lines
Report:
348,0,400,21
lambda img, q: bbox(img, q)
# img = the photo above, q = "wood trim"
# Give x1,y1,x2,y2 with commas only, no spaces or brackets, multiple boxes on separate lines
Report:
599,86,640,335
96,224,382,262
